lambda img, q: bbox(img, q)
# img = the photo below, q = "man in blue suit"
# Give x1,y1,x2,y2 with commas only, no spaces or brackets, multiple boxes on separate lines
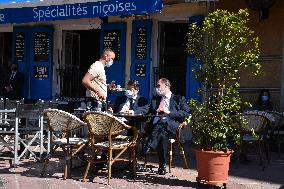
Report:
145,78,190,175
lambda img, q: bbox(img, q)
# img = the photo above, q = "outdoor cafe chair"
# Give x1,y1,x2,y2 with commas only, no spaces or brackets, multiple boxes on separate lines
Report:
82,111,138,184
168,122,190,173
238,112,270,170
267,111,284,156
41,108,87,179
144,121,190,173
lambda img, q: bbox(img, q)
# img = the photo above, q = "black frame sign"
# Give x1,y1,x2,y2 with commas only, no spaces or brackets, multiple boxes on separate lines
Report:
103,30,121,60
135,27,147,60
135,64,146,77
15,32,25,62
33,66,49,78
34,32,50,62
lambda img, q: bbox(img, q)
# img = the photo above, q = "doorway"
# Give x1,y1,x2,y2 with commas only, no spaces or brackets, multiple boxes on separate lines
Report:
61,30,100,97
0,32,13,97
159,23,188,96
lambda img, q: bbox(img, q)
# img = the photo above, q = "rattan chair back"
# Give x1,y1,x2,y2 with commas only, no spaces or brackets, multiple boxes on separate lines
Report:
83,111,131,137
242,113,269,134
43,108,86,132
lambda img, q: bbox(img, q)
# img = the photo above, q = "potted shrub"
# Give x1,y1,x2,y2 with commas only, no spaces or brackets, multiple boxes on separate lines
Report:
186,9,261,187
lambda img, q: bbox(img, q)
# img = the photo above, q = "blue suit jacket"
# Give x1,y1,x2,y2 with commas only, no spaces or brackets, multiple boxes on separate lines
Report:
113,95,148,114
148,94,190,135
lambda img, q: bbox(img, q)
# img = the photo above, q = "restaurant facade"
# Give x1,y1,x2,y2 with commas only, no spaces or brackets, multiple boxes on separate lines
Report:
0,0,210,103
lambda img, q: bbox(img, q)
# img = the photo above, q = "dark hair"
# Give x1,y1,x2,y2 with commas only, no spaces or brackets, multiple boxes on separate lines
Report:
127,80,139,90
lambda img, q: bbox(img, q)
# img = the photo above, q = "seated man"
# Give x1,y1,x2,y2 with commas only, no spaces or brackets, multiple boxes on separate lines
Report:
113,80,148,116
144,78,190,175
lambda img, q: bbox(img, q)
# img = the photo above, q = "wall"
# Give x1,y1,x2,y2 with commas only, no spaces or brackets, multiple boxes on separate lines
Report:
216,0,284,110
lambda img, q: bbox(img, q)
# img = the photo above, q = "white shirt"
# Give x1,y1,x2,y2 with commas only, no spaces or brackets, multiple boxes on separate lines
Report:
86,61,107,99
121,95,137,111
161,92,172,112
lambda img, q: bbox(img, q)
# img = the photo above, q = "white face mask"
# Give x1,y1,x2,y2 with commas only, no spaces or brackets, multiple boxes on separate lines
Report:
105,59,113,67
155,88,163,96
125,90,133,98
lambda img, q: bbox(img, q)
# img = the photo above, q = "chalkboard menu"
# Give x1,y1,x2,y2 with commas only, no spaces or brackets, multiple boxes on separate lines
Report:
135,27,147,60
135,64,146,77
103,30,121,60
34,32,50,62
33,66,49,78
15,32,25,62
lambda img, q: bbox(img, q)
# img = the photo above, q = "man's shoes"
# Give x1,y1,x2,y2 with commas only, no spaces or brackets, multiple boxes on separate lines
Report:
157,164,167,175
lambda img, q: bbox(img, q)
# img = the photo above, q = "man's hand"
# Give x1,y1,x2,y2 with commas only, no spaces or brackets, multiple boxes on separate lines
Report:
97,90,106,101
156,107,170,115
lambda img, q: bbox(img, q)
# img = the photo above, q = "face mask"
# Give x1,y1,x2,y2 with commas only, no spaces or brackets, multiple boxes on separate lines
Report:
105,59,113,67
125,90,133,98
155,88,163,96
261,95,269,102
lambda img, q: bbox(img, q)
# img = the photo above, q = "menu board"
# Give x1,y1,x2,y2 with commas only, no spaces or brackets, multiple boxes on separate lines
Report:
135,64,146,77
33,66,49,78
34,32,50,62
135,27,147,60
103,30,121,60
15,32,25,62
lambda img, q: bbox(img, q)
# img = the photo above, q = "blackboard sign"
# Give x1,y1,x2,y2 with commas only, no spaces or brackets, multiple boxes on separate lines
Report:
33,66,49,78
135,64,146,77
34,32,50,62
103,30,121,60
135,27,147,60
15,32,25,62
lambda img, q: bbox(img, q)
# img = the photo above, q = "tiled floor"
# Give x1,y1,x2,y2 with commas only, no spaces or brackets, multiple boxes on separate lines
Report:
0,144,284,189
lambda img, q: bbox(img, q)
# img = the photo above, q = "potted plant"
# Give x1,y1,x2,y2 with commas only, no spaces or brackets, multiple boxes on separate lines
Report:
186,9,261,187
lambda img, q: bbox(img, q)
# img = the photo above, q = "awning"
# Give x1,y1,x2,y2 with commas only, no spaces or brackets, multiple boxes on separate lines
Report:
0,0,163,24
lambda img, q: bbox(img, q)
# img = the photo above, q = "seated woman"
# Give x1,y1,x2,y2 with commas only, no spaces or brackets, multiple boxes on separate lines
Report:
253,89,274,111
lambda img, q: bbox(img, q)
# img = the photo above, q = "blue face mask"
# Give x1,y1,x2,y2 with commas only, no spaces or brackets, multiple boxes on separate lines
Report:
261,95,269,102
105,59,113,67
125,90,133,98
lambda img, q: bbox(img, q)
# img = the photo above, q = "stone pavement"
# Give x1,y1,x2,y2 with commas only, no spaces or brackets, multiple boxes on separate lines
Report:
0,144,283,189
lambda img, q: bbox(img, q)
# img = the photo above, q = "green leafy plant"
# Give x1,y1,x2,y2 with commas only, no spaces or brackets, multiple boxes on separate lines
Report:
186,9,261,151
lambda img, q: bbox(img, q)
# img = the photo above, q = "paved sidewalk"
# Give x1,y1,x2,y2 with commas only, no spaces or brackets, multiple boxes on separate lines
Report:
0,145,283,189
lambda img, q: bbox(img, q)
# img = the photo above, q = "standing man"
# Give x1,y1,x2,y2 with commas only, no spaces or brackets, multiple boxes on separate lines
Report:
144,78,190,175
3,63,24,100
82,48,115,110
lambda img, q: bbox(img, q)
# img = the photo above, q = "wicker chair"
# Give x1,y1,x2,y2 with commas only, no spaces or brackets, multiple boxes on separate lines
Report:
82,111,138,184
144,122,190,173
238,112,270,170
267,111,284,156
168,122,189,173
41,109,87,179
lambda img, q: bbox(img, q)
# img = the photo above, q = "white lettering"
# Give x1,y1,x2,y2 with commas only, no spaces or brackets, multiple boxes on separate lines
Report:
33,8,38,19
0,13,4,22
131,2,136,10
103,5,108,15
124,3,130,11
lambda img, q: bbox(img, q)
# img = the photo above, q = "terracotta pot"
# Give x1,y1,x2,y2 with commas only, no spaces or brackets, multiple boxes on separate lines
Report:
195,149,233,185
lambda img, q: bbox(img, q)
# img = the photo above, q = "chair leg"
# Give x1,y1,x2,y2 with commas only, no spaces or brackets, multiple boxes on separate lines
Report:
41,158,50,177
178,143,189,169
132,147,137,178
168,141,173,173
83,160,92,182
108,149,113,185
258,141,265,171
